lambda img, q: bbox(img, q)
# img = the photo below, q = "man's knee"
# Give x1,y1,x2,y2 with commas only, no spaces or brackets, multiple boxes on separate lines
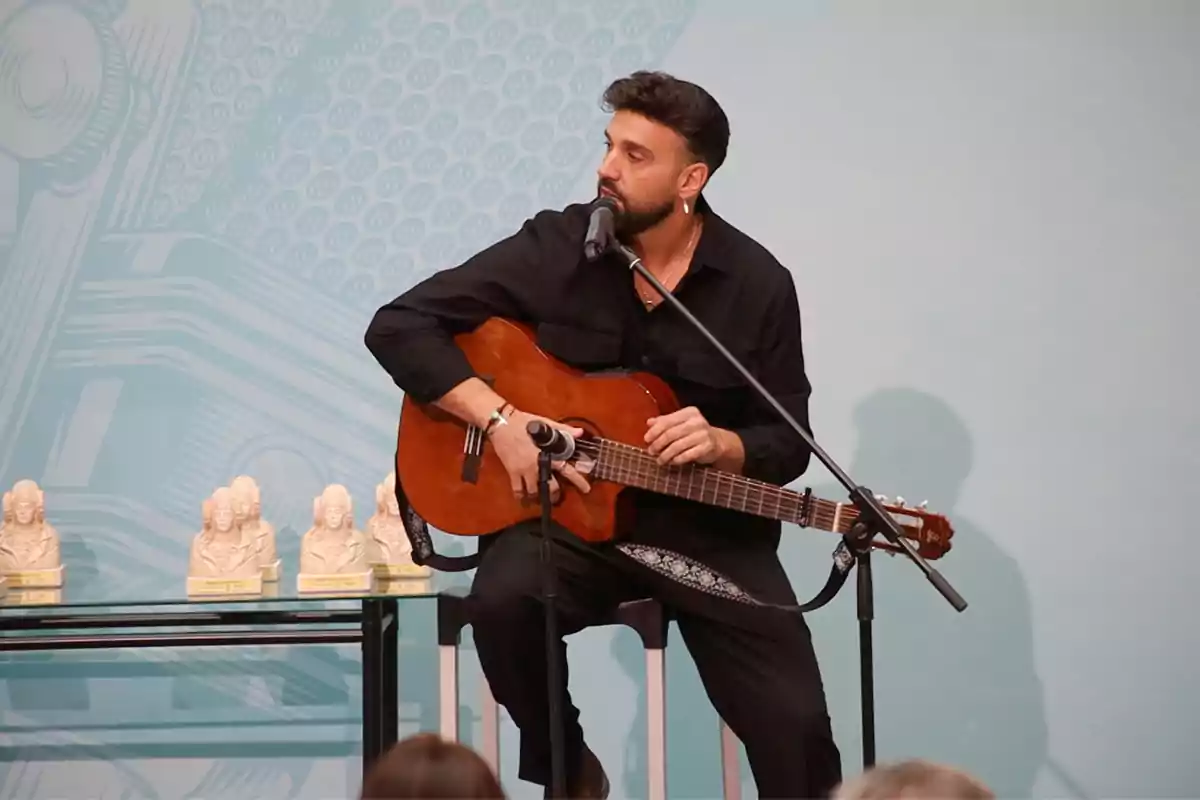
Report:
468,566,541,650
467,531,542,624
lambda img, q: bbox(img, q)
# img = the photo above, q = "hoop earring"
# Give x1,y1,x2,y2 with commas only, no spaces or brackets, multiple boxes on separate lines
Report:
683,199,690,215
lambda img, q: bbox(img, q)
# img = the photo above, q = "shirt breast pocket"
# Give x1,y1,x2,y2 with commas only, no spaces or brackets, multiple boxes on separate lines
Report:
535,322,623,370
663,348,757,426
667,345,748,393
671,348,754,388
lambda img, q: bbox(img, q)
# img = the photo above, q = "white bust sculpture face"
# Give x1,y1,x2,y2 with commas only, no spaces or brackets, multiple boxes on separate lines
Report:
323,503,346,530
212,489,236,534
230,476,261,522
10,481,40,526
318,485,352,532
13,497,35,525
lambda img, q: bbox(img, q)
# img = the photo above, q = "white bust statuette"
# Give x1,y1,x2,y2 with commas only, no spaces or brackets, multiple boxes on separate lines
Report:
186,488,263,597
0,496,9,596
366,471,430,580
298,484,372,593
0,479,64,588
230,475,280,581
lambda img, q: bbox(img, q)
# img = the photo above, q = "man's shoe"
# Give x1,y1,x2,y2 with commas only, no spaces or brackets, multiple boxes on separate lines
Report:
544,746,609,799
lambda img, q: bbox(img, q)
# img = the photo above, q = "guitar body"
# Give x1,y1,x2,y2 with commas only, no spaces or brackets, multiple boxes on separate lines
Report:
395,317,680,542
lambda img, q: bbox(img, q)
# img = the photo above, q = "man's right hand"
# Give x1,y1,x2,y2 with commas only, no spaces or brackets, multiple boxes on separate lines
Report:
488,409,591,503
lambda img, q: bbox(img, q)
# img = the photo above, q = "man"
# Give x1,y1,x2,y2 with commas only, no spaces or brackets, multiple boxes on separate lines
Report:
365,71,842,799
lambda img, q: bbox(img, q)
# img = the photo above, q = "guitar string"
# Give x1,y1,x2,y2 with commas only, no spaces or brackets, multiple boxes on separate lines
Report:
568,437,861,533
570,440,934,550
549,437,927,552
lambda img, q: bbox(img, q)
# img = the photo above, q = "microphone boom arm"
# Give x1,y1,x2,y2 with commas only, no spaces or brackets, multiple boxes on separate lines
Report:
610,242,966,611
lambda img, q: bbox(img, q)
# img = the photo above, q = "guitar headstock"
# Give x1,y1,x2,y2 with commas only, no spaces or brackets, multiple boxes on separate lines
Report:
871,494,954,560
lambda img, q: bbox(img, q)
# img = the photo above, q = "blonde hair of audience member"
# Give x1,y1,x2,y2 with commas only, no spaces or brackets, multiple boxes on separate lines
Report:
360,733,505,799
833,759,994,800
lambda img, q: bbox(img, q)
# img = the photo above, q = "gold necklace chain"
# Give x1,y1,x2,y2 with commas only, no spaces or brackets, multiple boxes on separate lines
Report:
638,220,701,308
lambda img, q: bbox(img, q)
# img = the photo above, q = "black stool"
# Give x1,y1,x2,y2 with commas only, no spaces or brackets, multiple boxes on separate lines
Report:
436,591,742,800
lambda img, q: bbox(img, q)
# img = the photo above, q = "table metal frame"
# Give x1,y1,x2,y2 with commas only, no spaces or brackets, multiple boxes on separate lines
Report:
0,598,400,773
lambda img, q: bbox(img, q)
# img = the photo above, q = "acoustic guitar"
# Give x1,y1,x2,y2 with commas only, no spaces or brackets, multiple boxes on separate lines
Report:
395,317,954,560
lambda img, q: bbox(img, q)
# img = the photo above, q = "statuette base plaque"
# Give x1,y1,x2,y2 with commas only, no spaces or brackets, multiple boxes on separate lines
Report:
6,564,64,589
187,574,264,597
297,570,373,594
371,562,430,580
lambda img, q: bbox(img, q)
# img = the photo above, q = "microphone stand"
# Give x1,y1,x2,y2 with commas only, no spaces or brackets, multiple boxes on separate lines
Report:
611,241,968,768
535,448,568,798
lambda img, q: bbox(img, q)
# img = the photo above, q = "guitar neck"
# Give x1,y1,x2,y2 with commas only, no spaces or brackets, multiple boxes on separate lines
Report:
587,438,856,533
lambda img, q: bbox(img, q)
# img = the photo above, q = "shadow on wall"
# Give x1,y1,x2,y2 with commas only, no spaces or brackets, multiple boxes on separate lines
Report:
809,387,1048,798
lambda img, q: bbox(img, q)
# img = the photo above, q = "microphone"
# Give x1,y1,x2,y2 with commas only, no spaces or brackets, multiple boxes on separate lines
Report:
583,196,618,261
526,420,576,460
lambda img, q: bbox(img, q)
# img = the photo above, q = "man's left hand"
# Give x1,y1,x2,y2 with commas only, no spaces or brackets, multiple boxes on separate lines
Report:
645,407,724,466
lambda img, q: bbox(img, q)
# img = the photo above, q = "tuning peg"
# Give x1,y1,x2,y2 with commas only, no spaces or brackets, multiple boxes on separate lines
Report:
875,493,888,502
919,500,928,509
894,496,906,507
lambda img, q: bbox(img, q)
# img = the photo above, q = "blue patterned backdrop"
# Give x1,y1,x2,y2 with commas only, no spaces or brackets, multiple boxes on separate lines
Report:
0,1,699,797
6,2,1200,799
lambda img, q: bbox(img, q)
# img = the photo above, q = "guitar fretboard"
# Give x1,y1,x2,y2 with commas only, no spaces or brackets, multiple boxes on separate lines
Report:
580,438,859,534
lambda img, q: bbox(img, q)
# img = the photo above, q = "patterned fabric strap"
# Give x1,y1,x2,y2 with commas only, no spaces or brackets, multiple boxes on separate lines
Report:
615,541,854,614
391,457,482,573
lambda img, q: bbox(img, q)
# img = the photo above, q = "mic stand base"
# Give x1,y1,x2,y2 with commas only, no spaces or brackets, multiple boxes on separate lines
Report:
537,451,568,799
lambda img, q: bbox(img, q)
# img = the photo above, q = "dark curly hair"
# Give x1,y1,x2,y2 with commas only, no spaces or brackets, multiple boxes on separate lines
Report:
601,71,730,180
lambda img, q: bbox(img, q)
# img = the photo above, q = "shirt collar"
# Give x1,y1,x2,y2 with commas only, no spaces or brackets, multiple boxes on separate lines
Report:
691,193,732,273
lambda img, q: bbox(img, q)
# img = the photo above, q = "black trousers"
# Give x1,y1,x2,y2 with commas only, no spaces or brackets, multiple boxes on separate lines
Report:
467,524,843,799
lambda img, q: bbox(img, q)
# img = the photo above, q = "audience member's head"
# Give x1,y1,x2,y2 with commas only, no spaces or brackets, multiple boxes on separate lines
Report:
832,759,994,800
360,733,505,799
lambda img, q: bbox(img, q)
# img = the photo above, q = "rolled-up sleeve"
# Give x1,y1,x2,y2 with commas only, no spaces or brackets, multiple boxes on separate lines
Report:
732,272,814,486
364,214,554,404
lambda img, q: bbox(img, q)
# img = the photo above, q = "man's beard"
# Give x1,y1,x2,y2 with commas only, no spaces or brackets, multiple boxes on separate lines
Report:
598,183,674,240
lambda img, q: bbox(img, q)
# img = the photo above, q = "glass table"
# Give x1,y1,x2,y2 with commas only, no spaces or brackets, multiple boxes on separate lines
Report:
0,572,472,771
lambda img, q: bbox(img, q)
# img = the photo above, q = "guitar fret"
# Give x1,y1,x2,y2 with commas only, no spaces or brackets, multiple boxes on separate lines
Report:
589,437,895,541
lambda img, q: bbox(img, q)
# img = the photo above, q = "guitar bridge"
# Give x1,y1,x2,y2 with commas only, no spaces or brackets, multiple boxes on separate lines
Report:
461,424,483,484
460,373,494,484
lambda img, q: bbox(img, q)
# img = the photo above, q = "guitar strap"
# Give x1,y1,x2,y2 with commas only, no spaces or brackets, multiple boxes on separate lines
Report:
793,540,857,613
392,461,482,573
615,539,855,614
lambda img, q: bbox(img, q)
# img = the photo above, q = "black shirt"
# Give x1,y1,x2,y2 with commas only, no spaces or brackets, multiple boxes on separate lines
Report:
365,196,814,586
